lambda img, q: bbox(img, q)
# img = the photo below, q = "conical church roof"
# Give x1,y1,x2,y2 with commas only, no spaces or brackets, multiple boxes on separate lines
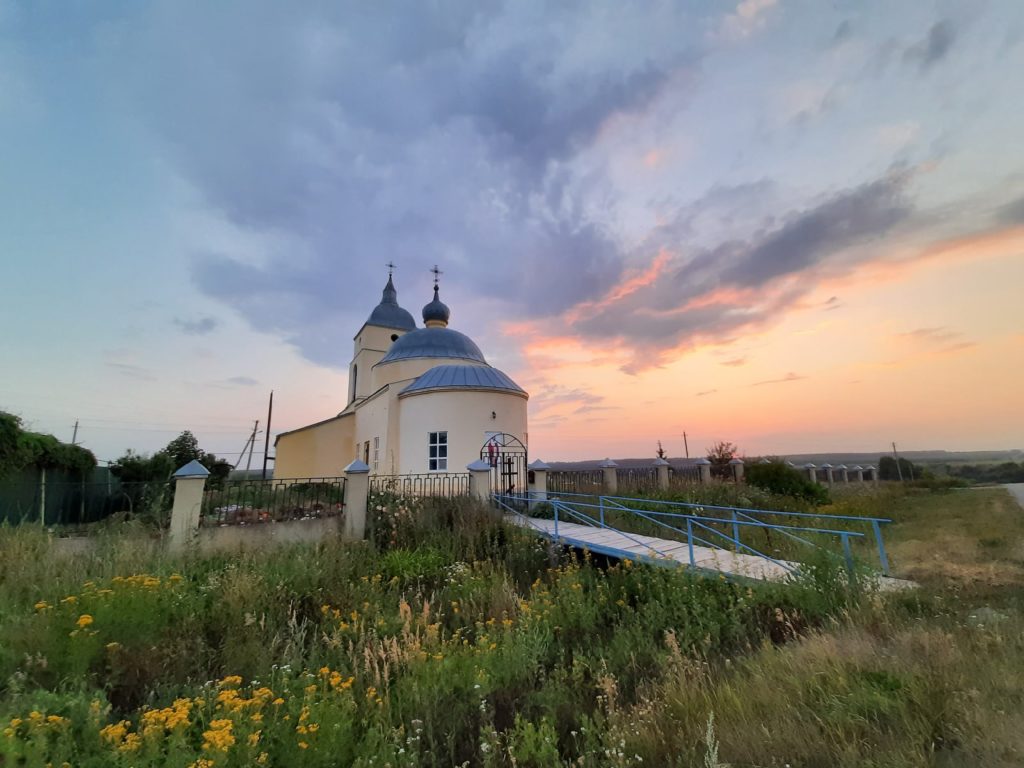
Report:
365,275,416,331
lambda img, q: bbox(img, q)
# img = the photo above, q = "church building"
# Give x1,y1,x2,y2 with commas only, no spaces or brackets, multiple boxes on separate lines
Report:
274,271,529,478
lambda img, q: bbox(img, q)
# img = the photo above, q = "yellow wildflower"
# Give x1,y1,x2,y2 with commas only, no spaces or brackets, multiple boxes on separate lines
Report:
202,718,236,752
34,601,50,611
120,732,142,752
100,720,131,745
298,741,309,749
76,614,94,628
248,730,261,746
218,675,243,688
61,596,77,604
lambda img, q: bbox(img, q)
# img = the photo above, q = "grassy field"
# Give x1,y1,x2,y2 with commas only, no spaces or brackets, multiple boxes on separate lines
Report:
0,485,1021,766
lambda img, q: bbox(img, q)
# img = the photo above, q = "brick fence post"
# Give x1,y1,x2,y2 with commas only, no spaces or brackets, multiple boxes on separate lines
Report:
467,460,492,503
169,460,209,552
342,460,370,540
654,458,670,491
822,463,834,487
600,458,618,495
528,460,550,500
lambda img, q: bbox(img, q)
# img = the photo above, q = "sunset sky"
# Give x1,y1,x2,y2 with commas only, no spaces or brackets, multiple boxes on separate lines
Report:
2,1,1022,465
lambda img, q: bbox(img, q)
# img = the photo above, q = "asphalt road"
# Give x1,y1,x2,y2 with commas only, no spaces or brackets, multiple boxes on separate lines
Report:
1005,484,1024,509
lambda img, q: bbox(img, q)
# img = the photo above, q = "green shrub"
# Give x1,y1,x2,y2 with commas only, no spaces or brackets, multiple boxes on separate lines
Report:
745,461,830,504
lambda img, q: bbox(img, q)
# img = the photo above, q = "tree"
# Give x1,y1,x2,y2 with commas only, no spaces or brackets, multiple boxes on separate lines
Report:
879,455,919,482
110,430,232,487
745,460,830,504
656,440,667,460
706,441,738,479
0,410,96,479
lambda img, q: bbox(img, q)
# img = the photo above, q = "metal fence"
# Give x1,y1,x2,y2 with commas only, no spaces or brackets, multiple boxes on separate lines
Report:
669,464,702,486
0,471,172,526
547,470,605,495
369,473,470,498
201,477,345,526
617,467,660,493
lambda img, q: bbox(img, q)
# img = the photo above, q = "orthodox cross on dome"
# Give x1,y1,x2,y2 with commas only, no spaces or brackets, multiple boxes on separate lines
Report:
385,261,396,277
430,264,443,286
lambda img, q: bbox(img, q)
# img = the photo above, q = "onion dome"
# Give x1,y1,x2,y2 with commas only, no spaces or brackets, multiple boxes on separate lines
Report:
422,285,451,328
378,327,486,364
365,275,416,331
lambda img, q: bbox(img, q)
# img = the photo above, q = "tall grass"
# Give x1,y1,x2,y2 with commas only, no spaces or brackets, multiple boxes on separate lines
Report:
1,487,1021,766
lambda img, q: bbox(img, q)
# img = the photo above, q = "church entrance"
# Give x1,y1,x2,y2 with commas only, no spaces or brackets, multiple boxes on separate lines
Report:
480,433,528,497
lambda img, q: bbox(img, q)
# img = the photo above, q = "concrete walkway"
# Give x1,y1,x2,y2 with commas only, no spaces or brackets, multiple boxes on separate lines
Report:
506,512,914,590
509,514,794,580
1005,484,1024,509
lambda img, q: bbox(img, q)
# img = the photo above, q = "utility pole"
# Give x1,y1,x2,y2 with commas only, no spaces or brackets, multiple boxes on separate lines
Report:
682,432,690,459
262,390,274,480
71,420,79,445
245,420,260,473
892,441,904,483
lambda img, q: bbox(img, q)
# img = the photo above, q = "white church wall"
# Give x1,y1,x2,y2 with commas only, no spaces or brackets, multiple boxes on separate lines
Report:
353,386,395,474
349,325,408,404
396,390,528,475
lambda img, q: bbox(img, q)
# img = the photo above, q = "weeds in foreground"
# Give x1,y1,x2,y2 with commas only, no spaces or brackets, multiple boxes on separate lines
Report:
0,488,1021,766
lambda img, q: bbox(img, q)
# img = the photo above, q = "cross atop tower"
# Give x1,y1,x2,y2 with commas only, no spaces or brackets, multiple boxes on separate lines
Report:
385,261,396,277
430,264,443,286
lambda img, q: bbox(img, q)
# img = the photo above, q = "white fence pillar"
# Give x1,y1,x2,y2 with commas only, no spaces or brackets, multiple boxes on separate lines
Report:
852,465,864,483
467,459,491,503
169,460,209,552
600,458,618,495
729,457,745,483
838,464,849,483
822,463,834,487
696,458,712,484
342,460,370,540
803,463,818,483
528,460,550,500
654,458,670,490
866,465,879,486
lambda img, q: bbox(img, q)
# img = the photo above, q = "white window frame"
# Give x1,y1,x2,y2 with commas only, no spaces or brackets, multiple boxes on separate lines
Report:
428,431,448,472
372,437,380,472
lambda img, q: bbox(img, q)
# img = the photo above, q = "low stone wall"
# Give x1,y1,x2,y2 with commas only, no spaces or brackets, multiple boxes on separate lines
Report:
196,516,342,554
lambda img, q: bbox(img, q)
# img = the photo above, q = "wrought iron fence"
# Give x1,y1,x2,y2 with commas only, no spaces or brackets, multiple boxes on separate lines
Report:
668,464,702,486
201,477,345,526
547,470,604,495
617,467,660,492
369,473,470,498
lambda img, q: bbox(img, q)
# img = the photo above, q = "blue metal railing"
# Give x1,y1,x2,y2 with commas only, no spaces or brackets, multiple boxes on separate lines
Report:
492,490,884,577
543,491,891,575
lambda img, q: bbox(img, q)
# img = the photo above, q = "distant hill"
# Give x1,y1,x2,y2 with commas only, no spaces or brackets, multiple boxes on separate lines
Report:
548,449,1023,471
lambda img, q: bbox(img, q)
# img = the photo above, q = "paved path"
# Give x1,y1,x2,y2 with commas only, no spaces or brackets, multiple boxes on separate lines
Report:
1005,484,1024,509
506,513,914,590
508,514,794,580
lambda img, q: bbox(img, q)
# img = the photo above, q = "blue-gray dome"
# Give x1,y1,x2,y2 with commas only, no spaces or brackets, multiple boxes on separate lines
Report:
379,327,486,364
400,364,526,397
365,276,417,331
422,285,451,326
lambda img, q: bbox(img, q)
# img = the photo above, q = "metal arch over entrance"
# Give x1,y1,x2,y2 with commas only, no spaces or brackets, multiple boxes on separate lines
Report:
481,433,528,496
